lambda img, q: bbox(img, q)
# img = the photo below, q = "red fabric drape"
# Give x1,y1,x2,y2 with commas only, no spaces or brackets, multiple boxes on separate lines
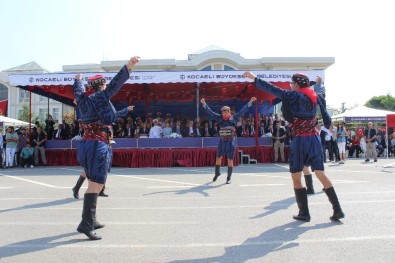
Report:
46,148,241,168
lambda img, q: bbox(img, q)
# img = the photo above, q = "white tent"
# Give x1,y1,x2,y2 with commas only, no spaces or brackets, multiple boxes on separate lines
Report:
0,115,30,126
331,105,395,122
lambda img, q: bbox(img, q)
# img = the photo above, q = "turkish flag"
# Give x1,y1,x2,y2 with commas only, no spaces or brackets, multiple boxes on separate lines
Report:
387,114,395,135
0,100,7,116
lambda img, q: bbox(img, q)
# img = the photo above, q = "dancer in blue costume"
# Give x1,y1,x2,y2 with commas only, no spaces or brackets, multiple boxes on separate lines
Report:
243,71,344,222
201,97,256,184
73,56,140,240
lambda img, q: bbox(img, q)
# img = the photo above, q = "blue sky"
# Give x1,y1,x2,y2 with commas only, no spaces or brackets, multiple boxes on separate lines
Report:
1,0,394,109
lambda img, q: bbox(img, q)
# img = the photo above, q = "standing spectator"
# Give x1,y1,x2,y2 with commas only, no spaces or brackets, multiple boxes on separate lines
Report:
17,127,30,164
18,127,30,150
319,124,328,162
363,122,378,162
5,126,19,168
45,115,55,140
337,122,348,164
33,121,40,134
332,124,340,162
272,122,286,162
20,142,34,168
312,76,326,99
32,126,47,166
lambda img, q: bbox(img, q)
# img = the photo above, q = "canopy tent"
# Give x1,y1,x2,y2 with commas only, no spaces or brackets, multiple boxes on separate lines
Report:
331,105,395,122
9,69,324,118
0,115,30,131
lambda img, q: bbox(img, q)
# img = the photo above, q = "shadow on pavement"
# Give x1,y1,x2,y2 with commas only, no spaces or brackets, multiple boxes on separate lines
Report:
169,221,341,263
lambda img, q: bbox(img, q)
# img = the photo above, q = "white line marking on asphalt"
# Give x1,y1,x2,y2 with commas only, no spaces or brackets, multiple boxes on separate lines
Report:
159,168,212,173
147,186,198,189
3,235,395,248
1,199,393,210
0,221,198,226
111,174,200,186
331,180,370,184
0,187,12,189
4,176,59,188
244,174,290,179
240,184,284,187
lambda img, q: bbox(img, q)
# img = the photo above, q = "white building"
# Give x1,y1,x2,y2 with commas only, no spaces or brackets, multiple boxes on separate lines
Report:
2,46,334,123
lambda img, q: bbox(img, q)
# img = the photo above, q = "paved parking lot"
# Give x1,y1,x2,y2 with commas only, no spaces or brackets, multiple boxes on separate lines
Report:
1,158,395,262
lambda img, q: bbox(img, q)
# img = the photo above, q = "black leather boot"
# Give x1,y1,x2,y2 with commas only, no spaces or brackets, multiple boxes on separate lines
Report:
324,187,345,221
72,175,86,199
226,166,233,184
77,193,102,240
304,174,315,195
293,188,311,222
213,165,221,182
99,185,109,197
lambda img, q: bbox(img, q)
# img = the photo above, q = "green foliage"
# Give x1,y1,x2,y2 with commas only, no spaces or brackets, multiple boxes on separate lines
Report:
17,104,40,125
365,94,395,111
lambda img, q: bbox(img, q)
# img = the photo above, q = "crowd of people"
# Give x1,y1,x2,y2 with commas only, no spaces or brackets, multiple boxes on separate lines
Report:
2,114,394,169
319,121,395,164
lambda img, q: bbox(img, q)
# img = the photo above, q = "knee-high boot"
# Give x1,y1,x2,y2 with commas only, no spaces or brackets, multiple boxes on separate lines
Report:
99,184,109,197
213,165,221,182
72,175,86,199
226,166,233,184
304,174,315,194
324,187,345,221
77,193,102,240
293,188,311,222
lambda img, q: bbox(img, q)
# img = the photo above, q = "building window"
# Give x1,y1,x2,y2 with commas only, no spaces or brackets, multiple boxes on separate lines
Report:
19,89,29,103
39,95,48,102
224,65,236,71
52,108,60,123
200,65,212,71
0,83,8,101
39,108,48,121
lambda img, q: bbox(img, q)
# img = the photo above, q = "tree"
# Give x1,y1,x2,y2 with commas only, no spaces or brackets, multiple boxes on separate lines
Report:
17,104,39,125
365,93,395,111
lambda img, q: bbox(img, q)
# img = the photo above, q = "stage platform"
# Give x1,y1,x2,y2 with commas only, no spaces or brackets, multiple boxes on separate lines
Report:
44,137,288,168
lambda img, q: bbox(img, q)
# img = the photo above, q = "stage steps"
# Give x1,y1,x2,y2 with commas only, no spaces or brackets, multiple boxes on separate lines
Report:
238,150,257,165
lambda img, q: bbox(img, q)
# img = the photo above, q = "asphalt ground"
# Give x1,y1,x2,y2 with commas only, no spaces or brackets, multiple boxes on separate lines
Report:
1,157,395,263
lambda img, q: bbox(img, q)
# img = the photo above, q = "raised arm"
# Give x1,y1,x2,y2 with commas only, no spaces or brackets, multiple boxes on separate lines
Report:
73,74,85,103
115,106,135,119
243,72,287,99
317,95,332,129
200,98,222,122
105,56,140,99
233,97,256,120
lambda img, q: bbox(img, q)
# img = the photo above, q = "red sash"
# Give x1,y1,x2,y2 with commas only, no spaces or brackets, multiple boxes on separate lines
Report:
298,88,317,104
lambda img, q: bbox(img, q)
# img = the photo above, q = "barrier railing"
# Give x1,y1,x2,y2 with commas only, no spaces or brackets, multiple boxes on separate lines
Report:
46,137,274,149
